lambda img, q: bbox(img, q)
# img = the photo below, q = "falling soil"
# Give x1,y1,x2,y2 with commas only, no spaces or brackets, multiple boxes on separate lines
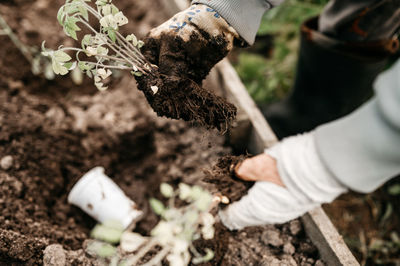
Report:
0,0,322,265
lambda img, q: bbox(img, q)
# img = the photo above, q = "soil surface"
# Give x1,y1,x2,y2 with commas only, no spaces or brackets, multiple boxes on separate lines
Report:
0,0,323,265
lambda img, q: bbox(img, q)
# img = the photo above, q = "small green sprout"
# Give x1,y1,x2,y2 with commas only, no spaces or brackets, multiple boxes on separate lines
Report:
86,183,224,265
124,183,218,266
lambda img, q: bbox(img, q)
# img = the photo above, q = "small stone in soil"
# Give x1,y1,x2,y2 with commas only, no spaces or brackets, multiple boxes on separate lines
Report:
283,242,296,255
261,229,284,247
289,220,302,236
43,244,66,266
0,155,13,170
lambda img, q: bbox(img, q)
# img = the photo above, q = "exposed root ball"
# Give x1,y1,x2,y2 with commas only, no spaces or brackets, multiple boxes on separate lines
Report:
136,71,237,131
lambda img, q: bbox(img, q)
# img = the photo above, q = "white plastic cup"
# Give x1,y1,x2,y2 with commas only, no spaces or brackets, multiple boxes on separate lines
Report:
68,167,143,229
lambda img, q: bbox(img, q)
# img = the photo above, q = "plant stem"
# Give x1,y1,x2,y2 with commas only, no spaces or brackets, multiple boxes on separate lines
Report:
116,32,146,62
78,60,132,70
79,19,139,67
80,1,149,68
141,246,171,266
124,238,158,266
0,14,33,63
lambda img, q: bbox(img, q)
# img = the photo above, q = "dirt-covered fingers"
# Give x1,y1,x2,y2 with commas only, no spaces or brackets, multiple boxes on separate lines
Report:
234,154,285,187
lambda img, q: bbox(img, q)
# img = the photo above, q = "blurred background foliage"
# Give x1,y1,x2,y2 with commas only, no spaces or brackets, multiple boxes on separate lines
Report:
232,0,328,103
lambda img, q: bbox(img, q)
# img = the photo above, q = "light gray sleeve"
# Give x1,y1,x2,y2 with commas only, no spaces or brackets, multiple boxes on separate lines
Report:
191,0,284,45
315,59,400,193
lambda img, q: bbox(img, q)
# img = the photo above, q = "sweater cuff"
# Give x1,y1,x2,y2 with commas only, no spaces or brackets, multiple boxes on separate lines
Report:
191,0,272,45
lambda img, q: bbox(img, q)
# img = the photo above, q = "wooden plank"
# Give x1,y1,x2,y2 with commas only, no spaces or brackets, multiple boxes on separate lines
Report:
302,208,360,266
161,0,359,265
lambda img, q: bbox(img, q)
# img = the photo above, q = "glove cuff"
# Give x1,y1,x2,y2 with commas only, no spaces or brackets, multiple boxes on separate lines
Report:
192,0,273,45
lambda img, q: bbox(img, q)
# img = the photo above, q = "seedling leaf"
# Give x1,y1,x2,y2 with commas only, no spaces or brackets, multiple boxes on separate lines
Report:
160,183,173,198
150,198,165,215
90,221,124,244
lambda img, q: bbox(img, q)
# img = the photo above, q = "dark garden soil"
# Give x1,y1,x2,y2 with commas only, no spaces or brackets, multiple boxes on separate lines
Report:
0,0,323,265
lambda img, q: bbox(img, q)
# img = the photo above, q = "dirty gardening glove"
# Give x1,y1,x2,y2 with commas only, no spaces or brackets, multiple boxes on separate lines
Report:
136,4,239,130
142,4,239,83
219,132,348,230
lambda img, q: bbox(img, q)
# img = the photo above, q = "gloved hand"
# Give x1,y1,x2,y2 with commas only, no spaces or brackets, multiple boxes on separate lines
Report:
141,4,240,84
219,132,348,230
135,4,239,130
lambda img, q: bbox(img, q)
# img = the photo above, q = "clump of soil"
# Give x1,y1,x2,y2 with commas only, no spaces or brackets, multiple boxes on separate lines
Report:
136,72,237,131
203,155,253,202
137,29,237,131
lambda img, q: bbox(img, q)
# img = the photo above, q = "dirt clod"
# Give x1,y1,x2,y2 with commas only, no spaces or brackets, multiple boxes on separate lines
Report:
0,155,13,170
43,244,66,266
284,242,296,255
289,220,302,236
261,229,284,247
203,155,253,203
137,72,236,131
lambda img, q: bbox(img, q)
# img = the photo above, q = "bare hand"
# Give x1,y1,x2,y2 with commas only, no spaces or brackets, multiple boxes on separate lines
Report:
234,154,285,187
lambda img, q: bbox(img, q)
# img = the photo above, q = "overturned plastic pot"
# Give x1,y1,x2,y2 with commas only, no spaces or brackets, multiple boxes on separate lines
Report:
68,167,143,229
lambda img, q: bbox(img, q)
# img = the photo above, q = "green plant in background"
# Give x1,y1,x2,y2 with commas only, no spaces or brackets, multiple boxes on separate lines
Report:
234,0,328,103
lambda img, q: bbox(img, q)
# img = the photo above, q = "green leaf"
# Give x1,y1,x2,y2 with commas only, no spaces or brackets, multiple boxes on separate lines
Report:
64,61,77,70
66,17,81,31
126,34,138,46
78,6,89,21
110,4,119,15
63,16,81,40
65,5,79,16
192,249,214,264
137,40,144,49
64,26,77,40
160,183,174,198
52,60,69,75
131,71,142,77
78,61,94,71
90,221,124,244
149,198,165,216
388,184,400,195
81,34,92,49
57,7,66,26
86,241,117,258
54,51,72,62
107,29,116,42
95,0,108,6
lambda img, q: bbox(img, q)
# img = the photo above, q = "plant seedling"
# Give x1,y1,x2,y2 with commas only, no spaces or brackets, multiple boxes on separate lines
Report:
124,183,217,265
89,183,223,266
41,0,155,91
